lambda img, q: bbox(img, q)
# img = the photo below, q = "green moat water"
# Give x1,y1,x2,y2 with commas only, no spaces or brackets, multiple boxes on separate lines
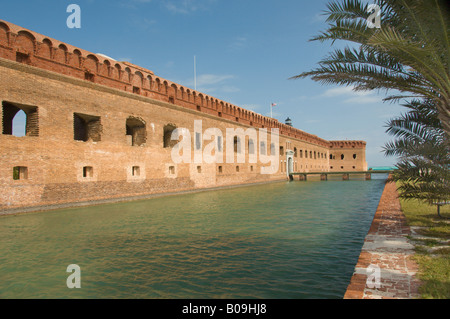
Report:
0,177,387,298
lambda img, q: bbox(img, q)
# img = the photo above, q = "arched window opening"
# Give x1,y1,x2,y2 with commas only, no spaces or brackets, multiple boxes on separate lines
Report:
2,101,39,137
248,139,255,155
270,143,276,156
353,154,357,159
260,142,266,155
341,154,345,160
124,67,132,82
57,44,68,63
0,22,10,45
217,136,223,152
11,110,26,136
234,136,241,154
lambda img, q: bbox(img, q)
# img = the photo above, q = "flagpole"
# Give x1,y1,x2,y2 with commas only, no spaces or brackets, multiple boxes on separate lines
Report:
194,55,197,91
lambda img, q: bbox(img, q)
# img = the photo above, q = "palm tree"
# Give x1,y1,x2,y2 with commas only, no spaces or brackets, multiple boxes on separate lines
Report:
291,0,450,137
384,99,450,206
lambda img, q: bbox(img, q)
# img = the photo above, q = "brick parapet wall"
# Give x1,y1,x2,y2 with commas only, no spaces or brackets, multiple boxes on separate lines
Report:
0,19,336,148
343,180,421,299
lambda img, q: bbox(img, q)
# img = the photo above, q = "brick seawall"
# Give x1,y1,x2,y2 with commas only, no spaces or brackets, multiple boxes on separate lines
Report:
344,181,421,299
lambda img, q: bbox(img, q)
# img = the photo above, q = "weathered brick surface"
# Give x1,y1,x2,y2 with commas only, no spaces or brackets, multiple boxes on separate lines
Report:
344,181,421,299
0,19,367,213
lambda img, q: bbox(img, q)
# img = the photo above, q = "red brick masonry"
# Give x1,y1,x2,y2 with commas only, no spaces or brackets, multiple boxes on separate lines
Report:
344,181,421,299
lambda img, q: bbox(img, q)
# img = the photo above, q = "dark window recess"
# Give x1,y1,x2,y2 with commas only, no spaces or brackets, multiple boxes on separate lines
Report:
163,124,177,148
248,139,254,154
74,113,102,142
217,136,223,152
133,86,141,94
16,52,31,64
132,166,140,176
234,136,241,153
83,166,93,178
13,166,28,180
2,101,39,137
84,72,95,82
195,132,201,150
126,117,146,146
260,142,266,155
168,96,175,104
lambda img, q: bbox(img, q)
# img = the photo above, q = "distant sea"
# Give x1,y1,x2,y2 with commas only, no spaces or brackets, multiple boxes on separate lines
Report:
369,166,396,171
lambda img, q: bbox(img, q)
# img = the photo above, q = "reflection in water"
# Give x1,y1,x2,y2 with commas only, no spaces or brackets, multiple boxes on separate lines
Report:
0,178,387,298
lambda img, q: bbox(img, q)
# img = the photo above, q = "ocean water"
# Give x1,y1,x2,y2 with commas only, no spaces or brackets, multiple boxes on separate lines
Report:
0,178,387,299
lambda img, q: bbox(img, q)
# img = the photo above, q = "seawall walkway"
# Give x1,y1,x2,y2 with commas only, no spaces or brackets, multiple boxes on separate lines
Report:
344,181,422,299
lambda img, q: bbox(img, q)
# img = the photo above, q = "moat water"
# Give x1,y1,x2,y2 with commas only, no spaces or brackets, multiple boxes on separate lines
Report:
0,176,387,299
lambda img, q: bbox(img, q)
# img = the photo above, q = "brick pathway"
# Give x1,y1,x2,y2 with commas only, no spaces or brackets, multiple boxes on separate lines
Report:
344,181,422,299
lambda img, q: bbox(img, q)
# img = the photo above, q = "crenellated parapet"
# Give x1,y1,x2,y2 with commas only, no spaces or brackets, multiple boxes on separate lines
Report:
0,19,330,148
329,140,366,149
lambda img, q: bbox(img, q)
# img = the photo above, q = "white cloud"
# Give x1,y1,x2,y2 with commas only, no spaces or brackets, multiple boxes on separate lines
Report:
195,74,235,87
344,95,381,104
228,36,248,51
221,86,240,93
164,0,217,14
178,73,238,95
322,86,382,104
241,104,261,112
322,86,355,97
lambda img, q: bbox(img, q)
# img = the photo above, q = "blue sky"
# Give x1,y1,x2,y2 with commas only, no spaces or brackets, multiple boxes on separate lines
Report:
2,0,405,167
